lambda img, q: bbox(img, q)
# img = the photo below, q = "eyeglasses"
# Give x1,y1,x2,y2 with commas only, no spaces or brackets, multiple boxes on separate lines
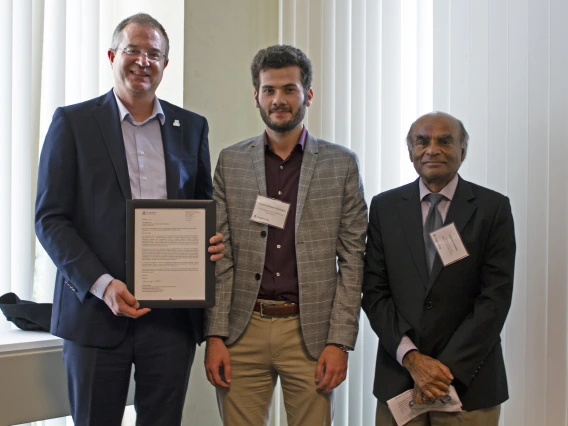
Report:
120,47,167,62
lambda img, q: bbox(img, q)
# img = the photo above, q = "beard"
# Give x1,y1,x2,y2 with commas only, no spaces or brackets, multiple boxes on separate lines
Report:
259,101,307,133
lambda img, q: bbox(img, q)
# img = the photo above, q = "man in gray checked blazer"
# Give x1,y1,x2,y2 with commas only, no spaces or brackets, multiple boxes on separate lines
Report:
204,45,367,426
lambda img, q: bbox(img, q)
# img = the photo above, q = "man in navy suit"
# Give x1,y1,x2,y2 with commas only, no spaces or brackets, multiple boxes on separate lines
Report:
362,112,515,425
35,13,223,425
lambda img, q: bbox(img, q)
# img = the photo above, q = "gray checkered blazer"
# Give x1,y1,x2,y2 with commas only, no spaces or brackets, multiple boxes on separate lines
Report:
204,133,368,358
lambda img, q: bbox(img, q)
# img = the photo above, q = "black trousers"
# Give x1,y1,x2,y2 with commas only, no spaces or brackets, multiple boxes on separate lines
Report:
63,309,196,426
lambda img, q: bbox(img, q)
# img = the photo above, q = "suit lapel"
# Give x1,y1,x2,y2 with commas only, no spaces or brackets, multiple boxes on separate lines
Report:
93,90,131,200
295,135,318,234
426,176,477,291
250,135,267,196
159,101,182,199
444,177,477,234
397,180,429,288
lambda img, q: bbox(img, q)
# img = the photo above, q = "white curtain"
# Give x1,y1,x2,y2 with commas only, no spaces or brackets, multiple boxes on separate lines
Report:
279,1,568,426
0,0,46,329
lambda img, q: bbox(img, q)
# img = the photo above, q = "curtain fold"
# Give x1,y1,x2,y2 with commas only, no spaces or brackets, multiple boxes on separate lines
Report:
0,0,14,313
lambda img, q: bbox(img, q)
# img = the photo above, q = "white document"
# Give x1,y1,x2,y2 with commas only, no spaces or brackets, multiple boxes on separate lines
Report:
430,222,469,266
387,385,462,426
134,208,205,301
250,195,291,229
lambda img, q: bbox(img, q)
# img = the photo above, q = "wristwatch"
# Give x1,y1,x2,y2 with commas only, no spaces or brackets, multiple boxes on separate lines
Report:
327,343,351,352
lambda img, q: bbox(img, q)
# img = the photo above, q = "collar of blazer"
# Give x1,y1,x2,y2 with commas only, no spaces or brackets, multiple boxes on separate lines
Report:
92,89,183,200
397,175,477,290
249,132,319,234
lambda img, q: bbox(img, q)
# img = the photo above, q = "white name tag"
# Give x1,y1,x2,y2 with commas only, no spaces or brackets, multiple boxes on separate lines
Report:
250,195,291,229
429,222,469,267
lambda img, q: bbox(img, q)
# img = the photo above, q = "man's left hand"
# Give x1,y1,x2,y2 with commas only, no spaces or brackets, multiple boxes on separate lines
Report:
208,233,225,262
402,350,453,401
315,345,348,393
412,383,432,405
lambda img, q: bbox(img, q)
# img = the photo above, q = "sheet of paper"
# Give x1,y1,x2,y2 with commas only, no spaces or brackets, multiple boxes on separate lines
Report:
250,195,290,229
386,385,462,426
430,222,469,266
134,208,205,300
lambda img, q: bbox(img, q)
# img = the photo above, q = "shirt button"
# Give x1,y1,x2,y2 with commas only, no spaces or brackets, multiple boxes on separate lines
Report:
140,151,145,155
280,166,283,169
142,176,147,181
278,191,282,195
425,301,433,310
277,245,281,249
260,231,267,238
255,273,261,280
276,272,280,277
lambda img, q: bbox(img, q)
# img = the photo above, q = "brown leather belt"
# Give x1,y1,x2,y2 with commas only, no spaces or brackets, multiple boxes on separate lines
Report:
253,301,299,317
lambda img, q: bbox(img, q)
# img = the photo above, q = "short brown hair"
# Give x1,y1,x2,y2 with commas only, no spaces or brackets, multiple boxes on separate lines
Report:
251,45,312,93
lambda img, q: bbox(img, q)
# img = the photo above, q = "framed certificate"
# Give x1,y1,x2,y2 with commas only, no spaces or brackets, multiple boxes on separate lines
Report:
126,199,216,308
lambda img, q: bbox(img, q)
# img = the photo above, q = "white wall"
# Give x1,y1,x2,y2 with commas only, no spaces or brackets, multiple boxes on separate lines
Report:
184,0,279,168
182,1,279,424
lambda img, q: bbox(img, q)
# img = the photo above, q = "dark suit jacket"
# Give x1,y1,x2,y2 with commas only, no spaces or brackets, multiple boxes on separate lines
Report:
35,89,212,348
362,176,515,411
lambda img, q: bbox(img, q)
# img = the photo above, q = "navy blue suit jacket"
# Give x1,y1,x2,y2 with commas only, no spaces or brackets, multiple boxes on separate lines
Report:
362,177,515,411
35,89,212,348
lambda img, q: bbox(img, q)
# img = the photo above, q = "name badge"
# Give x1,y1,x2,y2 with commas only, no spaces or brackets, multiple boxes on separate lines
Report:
250,195,291,229
430,222,469,266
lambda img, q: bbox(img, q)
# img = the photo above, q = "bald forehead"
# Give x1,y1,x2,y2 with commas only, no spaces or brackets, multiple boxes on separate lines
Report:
411,113,461,136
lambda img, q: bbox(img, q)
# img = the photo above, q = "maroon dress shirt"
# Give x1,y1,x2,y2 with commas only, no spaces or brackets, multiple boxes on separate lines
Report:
257,128,307,304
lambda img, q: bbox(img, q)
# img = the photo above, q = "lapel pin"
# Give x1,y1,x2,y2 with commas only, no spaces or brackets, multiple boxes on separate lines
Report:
173,119,180,127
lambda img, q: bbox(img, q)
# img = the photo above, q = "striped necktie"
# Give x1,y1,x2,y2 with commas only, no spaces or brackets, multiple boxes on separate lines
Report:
424,193,445,273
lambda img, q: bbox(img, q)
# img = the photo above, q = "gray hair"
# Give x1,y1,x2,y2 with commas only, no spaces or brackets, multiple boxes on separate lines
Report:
110,13,170,58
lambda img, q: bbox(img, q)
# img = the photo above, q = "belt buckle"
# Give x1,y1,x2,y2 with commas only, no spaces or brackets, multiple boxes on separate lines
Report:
259,301,276,318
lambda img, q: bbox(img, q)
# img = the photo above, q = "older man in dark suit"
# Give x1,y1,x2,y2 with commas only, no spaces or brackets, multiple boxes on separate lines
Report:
363,112,515,425
35,13,223,426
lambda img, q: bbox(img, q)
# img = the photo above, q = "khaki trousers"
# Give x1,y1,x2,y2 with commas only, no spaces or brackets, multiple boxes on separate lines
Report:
376,400,501,426
217,309,333,426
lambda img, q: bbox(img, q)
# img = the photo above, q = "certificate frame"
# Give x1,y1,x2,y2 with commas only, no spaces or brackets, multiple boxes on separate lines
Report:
126,199,216,308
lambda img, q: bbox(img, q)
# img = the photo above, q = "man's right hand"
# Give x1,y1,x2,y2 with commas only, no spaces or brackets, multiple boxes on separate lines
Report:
102,279,151,318
204,336,231,389
402,350,453,402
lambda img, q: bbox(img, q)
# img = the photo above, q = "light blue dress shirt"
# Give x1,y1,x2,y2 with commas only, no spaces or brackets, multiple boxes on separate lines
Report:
90,92,168,299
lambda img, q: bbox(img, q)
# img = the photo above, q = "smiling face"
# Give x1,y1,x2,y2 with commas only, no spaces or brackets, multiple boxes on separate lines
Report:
408,113,466,191
108,23,168,101
254,66,313,133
